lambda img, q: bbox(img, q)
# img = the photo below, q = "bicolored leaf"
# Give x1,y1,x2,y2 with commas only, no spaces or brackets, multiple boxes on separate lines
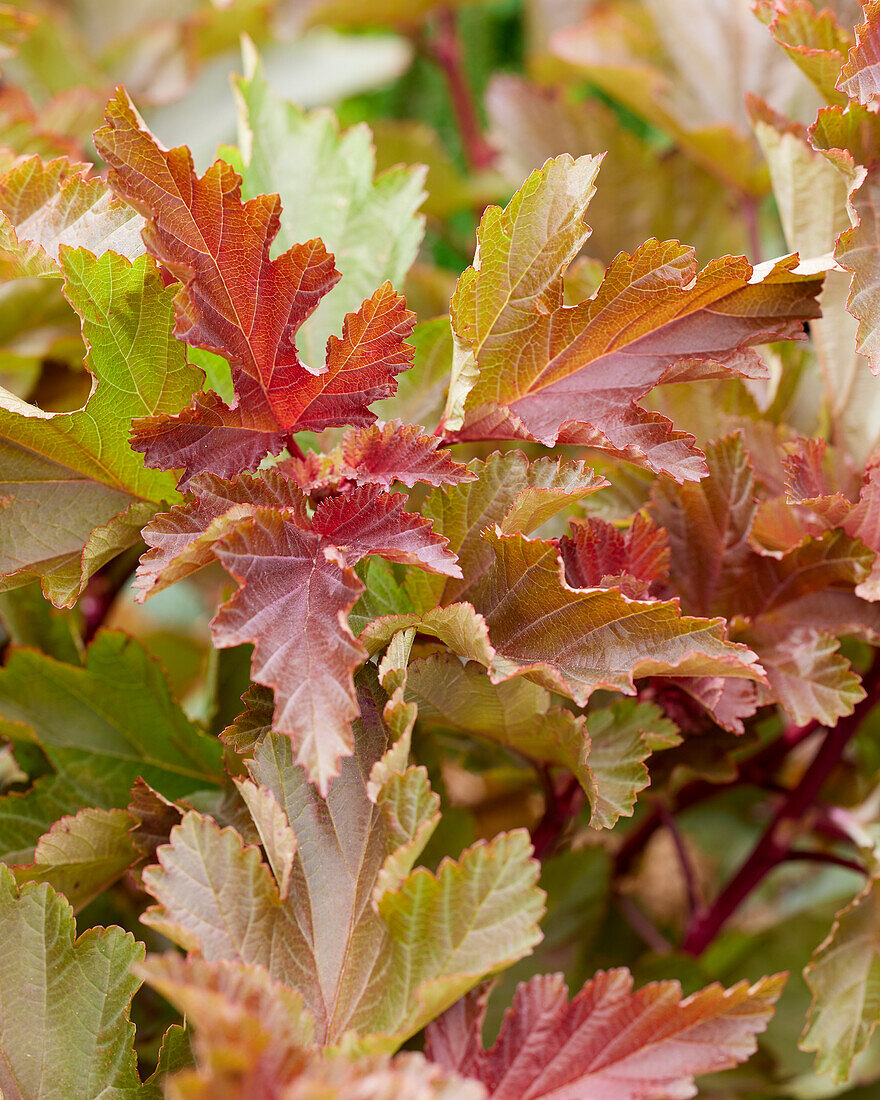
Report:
228,47,426,369
0,248,201,604
442,156,823,481
141,683,544,1048
755,0,852,105
94,90,416,484
802,879,880,1083
0,865,144,1099
425,970,785,1100
0,154,143,279
418,451,607,607
837,0,880,104
467,529,765,706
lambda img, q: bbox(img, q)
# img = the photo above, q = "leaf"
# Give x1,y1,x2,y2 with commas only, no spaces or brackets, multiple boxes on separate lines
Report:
0,865,144,1099
442,156,823,481
94,90,416,484
801,879,880,1083
228,45,426,369
137,955,316,1094
419,451,607,607
425,970,785,1100
0,248,201,603
283,421,475,493
837,0,880,104
651,434,759,618
210,486,460,793
810,104,880,377
13,806,139,912
404,652,592,793
0,154,144,279
744,625,865,727
141,684,544,1048
0,631,223,862
755,0,852,105
550,0,819,194
582,699,680,829
467,529,765,706
752,97,879,462
559,513,669,600
305,0,488,28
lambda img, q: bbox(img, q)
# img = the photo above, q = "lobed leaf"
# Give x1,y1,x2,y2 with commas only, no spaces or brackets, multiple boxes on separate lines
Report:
0,865,144,1099
442,157,823,481
425,969,785,1100
802,879,880,1083
837,0,880,104
141,685,544,1048
0,248,201,603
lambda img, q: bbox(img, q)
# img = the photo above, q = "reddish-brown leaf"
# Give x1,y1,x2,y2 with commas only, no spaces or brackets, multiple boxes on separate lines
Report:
425,970,785,1100
559,513,669,599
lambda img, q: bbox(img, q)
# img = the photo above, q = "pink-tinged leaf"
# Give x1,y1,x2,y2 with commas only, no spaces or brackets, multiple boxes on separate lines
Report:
212,510,366,794
134,471,308,600
0,155,144,278
559,513,669,599
838,0,880,104
745,625,866,727
664,677,760,735
467,529,765,706
208,489,458,792
284,421,475,492
442,156,823,481
425,970,785,1100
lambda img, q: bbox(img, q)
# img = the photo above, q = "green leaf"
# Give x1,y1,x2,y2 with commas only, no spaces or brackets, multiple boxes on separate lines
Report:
582,699,680,829
801,879,880,1083
141,680,543,1049
0,632,223,862
13,806,139,912
0,249,201,604
0,865,144,1099
229,44,426,370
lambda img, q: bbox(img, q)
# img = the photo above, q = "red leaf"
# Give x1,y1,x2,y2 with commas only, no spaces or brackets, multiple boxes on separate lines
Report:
559,513,669,599
94,90,416,482
312,485,463,575
283,420,475,492
425,970,785,1100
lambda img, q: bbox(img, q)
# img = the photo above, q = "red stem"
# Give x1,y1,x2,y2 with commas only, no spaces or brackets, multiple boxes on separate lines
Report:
682,652,880,955
531,773,583,860
428,9,496,173
658,803,701,918
781,850,867,876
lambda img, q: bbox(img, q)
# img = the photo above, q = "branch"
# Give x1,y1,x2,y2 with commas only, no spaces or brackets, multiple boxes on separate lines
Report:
530,772,583,860
658,803,701,918
682,651,880,955
781,850,867,876
425,9,496,173
80,544,143,645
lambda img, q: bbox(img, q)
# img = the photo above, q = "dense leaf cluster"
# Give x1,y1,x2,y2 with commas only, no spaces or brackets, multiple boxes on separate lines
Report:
1,0,880,1096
